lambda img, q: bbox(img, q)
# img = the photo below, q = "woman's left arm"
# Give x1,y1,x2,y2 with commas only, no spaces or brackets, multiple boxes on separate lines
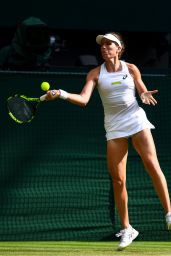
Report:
128,63,158,105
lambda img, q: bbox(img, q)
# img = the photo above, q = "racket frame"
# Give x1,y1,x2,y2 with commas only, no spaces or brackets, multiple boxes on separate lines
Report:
7,94,42,124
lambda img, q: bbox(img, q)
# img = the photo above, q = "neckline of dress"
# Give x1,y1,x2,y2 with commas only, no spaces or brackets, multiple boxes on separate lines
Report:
104,60,124,74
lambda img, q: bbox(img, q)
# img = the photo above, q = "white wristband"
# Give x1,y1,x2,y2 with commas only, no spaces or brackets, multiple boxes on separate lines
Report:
59,89,68,100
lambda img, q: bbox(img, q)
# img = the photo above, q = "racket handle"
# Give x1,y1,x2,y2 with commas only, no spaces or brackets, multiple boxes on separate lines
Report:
40,94,47,101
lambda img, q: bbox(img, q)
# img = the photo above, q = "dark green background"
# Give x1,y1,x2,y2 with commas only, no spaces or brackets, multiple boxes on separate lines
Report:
1,1,170,32
0,69,170,241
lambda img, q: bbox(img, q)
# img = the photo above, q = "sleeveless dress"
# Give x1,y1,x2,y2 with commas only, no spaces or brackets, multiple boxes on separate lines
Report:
97,60,154,140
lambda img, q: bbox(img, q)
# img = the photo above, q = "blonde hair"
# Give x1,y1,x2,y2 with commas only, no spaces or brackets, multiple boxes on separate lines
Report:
109,32,125,58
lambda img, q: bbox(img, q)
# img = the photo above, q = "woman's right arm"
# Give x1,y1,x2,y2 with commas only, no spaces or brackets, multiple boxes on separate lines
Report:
46,67,99,106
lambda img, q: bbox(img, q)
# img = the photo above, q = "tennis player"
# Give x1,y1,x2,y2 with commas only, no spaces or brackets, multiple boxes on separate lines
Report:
46,32,171,250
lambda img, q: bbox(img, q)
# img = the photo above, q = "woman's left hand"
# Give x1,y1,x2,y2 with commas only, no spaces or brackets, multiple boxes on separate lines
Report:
140,90,158,105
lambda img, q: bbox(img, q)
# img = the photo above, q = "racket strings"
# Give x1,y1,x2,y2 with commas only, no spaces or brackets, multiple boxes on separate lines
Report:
7,97,36,122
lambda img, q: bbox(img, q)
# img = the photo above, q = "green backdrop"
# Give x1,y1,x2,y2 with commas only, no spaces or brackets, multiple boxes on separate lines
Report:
0,69,170,241
1,1,170,32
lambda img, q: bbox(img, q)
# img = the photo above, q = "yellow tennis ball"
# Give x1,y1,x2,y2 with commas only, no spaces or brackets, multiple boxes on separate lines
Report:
41,82,50,91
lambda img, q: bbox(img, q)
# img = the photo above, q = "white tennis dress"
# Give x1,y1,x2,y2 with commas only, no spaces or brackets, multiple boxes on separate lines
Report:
97,60,155,140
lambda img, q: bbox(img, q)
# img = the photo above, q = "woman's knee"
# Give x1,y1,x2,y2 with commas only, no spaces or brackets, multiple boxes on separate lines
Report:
110,172,126,188
143,156,162,176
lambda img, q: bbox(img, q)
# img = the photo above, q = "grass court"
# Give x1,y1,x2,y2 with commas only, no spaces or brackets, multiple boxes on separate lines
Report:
0,241,170,256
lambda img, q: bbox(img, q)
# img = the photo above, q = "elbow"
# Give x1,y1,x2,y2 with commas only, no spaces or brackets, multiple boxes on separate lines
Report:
76,95,89,107
80,97,88,107
80,101,88,107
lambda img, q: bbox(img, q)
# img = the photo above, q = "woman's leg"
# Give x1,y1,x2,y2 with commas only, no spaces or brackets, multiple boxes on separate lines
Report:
107,138,129,228
131,129,171,213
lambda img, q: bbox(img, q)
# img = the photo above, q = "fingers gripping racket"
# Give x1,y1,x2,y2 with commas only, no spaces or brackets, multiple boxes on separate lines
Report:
7,94,46,124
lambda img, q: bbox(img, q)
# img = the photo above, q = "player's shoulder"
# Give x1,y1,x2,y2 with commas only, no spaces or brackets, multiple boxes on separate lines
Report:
125,62,141,76
86,66,101,80
125,62,138,70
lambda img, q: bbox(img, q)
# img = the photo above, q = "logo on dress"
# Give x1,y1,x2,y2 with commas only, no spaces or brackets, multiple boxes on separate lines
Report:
123,74,127,79
111,81,121,85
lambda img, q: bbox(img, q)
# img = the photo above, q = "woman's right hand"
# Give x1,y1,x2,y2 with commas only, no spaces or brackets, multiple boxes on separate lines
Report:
45,90,60,100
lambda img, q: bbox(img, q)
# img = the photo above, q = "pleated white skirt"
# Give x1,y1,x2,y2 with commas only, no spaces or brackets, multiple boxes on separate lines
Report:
105,106,155,141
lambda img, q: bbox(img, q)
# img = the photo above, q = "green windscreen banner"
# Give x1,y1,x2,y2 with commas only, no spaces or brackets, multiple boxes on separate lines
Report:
0,70,170,241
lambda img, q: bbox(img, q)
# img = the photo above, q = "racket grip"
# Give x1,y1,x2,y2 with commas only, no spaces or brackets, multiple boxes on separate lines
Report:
40,94,47,101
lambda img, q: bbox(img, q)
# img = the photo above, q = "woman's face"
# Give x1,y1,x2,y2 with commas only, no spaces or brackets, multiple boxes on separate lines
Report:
100,39,120,60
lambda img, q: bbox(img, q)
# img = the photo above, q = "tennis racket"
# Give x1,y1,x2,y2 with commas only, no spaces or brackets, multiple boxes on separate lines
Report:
7,94,47,124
